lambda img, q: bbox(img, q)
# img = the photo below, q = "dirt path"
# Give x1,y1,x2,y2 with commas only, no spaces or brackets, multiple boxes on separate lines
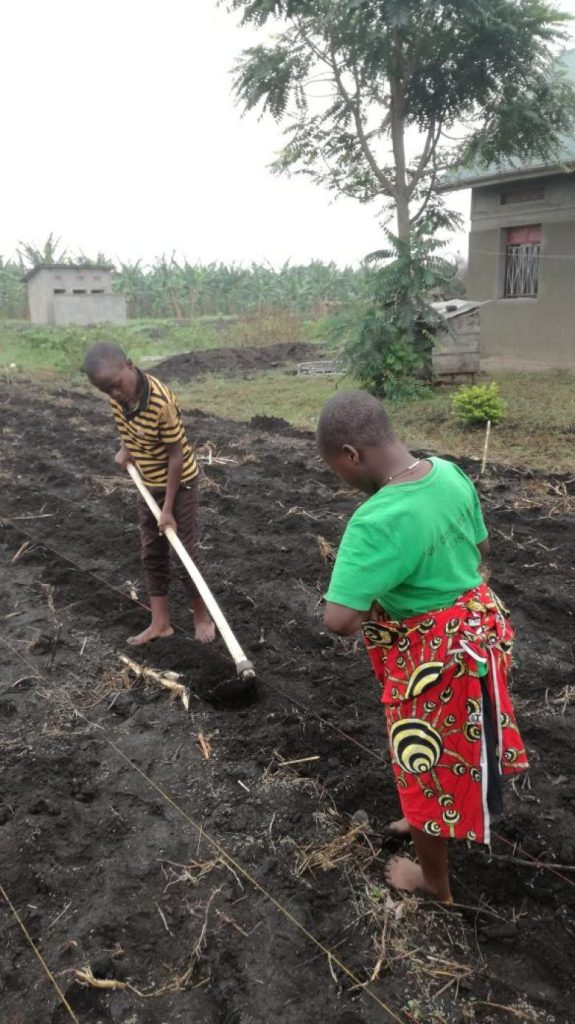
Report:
0,381,574,1024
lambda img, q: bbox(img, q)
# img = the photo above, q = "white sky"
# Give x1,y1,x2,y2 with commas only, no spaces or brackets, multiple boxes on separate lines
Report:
2,0,575,269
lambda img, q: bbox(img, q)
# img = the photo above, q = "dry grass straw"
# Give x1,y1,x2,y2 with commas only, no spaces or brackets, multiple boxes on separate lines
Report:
11,540,32,563
260,750,325,799
354,883,478,1010
59,661,136,711
316,534,336,563
196,732,212,760
292,577,324,616
122,578,140,601
118,653,190,711
552,684,575,714
199,472,222,495
162,856,243,892
295,819,379,878
281,504,324,522
195,441,242,466
91,475,131,497
484,476,575,518
74,961,210,999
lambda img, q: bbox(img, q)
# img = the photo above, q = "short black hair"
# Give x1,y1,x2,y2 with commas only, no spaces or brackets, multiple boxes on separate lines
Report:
83,342,129,378
317,389,395,454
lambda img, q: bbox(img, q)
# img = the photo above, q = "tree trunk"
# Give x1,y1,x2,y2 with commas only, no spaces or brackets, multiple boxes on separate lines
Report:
389,74,410,246
394,183,411,246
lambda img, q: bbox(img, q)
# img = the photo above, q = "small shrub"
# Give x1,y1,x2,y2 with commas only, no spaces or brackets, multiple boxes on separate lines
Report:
451,382,507,426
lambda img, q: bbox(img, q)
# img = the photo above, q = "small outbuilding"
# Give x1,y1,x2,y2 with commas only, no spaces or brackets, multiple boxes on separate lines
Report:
24,264,127,326
431,299,484,384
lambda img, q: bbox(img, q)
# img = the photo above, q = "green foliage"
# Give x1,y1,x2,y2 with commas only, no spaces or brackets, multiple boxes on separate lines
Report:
0,258,27,319
113,256,363,318
451,383,507,426
229,0,575,235
13,325,92,371
17,232,67,268
0,321,207,374
332,222,456,399
0,242,365,321
0,314,324,375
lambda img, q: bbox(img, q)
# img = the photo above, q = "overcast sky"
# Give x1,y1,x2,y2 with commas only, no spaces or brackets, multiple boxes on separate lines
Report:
2,0,575,269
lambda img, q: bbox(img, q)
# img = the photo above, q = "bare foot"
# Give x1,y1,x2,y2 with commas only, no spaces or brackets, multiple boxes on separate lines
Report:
127,624,174,646
194,616,216,644
385,856,431,894
385,856,452,902
385,816,411,837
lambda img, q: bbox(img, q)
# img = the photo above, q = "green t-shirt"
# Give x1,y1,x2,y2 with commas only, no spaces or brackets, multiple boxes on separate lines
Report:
325,458,488,620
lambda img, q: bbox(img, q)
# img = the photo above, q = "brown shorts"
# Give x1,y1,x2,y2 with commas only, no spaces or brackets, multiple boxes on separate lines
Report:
137,479,201,599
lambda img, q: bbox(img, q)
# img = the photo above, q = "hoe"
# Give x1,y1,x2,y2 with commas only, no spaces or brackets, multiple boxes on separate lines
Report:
127,463,256,698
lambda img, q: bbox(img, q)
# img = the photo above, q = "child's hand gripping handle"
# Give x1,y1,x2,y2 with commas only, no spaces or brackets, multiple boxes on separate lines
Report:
126,463,255,678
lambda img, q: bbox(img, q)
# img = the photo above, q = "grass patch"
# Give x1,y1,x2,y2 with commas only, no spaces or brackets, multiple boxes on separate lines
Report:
175,369,343,431
0,320,215,374
0,313,323,375
393,371,575,473
2,315,572,472
174,368,575,472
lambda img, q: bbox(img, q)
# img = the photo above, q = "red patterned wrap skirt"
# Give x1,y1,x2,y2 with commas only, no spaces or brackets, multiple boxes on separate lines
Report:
362,585,528,844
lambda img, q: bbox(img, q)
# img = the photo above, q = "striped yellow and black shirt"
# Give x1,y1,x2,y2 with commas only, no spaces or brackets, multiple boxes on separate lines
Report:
110,371,198,489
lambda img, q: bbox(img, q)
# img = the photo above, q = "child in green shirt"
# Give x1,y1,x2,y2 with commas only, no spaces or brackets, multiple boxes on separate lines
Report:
318,390,527,903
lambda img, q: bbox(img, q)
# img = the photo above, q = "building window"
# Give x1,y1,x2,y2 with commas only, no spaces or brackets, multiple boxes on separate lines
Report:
91,289,104,294
53,288,66,295
501,186,545,205
504,225,541,298
73,288,87,294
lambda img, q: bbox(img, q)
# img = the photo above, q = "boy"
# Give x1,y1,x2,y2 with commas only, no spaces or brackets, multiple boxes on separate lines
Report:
317,390,527,903
84,342,215,646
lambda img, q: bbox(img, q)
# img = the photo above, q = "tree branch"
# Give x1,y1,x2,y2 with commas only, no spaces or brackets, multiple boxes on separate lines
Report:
328,47,395,197
410,137,443,225
408,120,441,191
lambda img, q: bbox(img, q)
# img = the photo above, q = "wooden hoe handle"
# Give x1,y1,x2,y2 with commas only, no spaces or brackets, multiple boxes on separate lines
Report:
127,463,254,677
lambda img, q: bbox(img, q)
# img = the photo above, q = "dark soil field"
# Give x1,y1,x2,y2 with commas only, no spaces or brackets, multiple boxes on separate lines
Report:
152,341,322,380
0,378,574,1024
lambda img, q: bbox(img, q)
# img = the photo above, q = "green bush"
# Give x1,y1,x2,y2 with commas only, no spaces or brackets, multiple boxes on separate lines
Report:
333,217,462,399
451,382,507,426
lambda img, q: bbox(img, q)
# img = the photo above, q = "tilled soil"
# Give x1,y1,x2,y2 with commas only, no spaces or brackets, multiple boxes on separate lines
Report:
0,378,574,1024
150,341,323,380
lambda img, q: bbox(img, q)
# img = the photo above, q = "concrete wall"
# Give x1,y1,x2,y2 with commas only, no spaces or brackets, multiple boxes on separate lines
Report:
26,268,122,324
53,294,127,326
465,174,575,367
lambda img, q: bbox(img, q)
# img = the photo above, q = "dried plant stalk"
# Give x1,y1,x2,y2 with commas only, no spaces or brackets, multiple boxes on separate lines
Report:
118,654,190,711
74,967,129,992
316,535,336,562
197,732,212,760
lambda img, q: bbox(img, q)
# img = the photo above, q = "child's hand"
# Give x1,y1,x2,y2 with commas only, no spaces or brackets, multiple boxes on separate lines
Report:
114,446,131,471
158,510,177,535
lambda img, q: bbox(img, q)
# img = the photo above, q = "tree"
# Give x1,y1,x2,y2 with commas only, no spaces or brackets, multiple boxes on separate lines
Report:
17,233,67,267
322,223,456,396
228,0,575,243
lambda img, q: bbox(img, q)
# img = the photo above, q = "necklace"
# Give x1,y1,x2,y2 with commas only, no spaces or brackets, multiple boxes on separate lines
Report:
386,459,421,483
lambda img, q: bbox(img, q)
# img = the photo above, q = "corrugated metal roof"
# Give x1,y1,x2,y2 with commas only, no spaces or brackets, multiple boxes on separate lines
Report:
431,299,486,318
440,48,575,191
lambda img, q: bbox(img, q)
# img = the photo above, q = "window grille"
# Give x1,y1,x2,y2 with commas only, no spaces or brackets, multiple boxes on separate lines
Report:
504,225,541,298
